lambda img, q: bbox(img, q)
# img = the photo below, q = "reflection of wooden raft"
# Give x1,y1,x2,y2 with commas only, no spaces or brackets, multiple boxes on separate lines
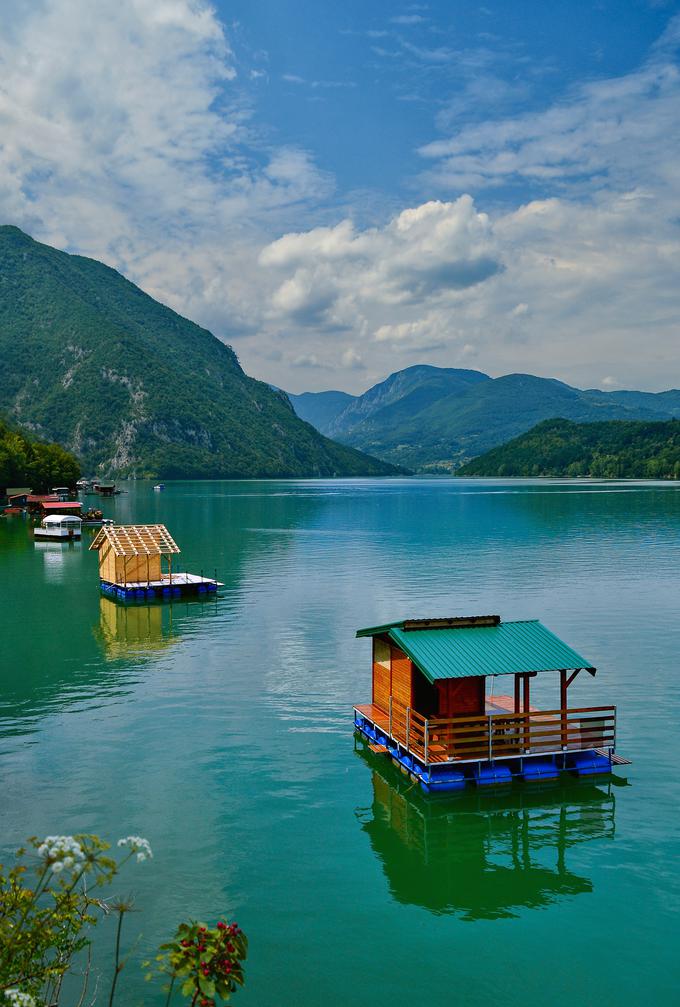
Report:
368,743,389,755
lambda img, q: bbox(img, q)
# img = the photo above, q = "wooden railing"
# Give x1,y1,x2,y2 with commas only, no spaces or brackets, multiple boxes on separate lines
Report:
388,699,616,764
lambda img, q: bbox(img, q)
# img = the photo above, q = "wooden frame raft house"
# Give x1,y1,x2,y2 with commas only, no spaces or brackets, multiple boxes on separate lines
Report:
89,524,222,602
353,615,630,793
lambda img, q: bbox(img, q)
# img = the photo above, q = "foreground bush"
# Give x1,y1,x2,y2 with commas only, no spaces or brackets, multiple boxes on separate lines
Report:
0,834,246,1006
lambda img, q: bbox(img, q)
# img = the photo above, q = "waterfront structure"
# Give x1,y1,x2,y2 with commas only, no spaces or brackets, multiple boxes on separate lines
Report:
39,499,83,518
5,488,32,506
353,615,628,792
89,523,221,601
33,514,82,540
93,480,116,496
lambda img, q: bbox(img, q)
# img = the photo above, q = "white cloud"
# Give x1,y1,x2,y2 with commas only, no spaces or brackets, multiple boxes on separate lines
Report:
418,19,680,195
0,0,331,341
391,15,426,25
341,348,365,369
261,196,501,318
2,1,680,395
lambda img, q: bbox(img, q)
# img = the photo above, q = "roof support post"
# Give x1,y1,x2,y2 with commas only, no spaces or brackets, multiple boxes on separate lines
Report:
389,695,393,740
424,719,429,764
406,706,410,755
514,673,521,714
560,669,568,750
523,674,531,752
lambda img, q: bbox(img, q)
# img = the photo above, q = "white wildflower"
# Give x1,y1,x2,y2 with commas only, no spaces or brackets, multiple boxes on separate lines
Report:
4,989,37,1006
37,835,84,874
117,836,153,861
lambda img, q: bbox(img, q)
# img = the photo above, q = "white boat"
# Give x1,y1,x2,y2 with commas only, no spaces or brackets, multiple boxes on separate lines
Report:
34,514,83,540
153,484,165,492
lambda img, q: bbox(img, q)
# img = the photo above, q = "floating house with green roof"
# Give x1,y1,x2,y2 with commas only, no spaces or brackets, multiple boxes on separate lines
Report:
353,615,628,792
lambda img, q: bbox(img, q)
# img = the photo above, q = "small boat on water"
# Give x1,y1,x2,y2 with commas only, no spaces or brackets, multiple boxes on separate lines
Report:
153,483,165,492
34,514,83,540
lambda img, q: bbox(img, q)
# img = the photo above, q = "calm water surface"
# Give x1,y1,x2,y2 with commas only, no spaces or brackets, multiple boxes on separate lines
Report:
1,479,679,1006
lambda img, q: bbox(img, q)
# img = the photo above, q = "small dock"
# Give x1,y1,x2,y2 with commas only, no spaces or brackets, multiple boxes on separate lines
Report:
90,524,222,602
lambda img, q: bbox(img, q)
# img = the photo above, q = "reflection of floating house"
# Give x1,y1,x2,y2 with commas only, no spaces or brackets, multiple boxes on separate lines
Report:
34,514,82,540
356,744,616,919
97,596,179,659
353,615,629,792
89,523,221,602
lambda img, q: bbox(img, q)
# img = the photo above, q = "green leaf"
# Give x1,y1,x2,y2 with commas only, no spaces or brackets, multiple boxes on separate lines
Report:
198,976,216,996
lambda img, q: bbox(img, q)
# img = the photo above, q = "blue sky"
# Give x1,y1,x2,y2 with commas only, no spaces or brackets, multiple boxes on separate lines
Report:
1,0,680,393
224,0,673,204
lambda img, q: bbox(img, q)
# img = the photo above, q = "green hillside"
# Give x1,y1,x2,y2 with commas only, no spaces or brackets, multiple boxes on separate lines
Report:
0,226,400,478
0,417,80,493
292,366,680,472
457,418,680,478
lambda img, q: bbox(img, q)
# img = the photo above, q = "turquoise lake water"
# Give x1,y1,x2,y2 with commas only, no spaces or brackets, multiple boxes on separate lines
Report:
1,478,679,1005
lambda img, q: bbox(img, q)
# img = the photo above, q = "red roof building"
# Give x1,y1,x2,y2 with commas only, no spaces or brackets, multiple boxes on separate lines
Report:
40,500,83,515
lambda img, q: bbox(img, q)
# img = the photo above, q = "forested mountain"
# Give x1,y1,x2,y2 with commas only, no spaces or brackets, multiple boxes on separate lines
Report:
0,226,399,478
0,417,80,493
289,367,680,471
457,418,680,478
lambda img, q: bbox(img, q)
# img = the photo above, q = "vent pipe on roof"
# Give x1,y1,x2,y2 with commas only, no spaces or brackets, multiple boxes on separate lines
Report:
402,615,501,631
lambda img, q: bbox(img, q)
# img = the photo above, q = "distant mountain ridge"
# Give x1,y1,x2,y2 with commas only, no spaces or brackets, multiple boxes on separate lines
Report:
288,366,680,471
0,226,400,478
287,390,356,431
458,417,680,479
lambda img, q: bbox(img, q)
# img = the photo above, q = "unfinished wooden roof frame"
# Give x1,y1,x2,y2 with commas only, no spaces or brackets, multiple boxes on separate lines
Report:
90,524,181,587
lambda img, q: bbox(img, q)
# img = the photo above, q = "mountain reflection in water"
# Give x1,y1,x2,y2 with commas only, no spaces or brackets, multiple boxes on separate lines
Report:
354,742,618,919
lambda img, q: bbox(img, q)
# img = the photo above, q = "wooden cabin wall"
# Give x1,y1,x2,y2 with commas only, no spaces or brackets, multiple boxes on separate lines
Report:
105,553,163,585
372,639,414,713
125,554,162,583
372,637,391,713
99,544,116,583
436,677,485,718
390,647,413,709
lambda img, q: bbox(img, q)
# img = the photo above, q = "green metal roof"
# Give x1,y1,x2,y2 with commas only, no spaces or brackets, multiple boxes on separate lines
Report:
356,618,594,682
